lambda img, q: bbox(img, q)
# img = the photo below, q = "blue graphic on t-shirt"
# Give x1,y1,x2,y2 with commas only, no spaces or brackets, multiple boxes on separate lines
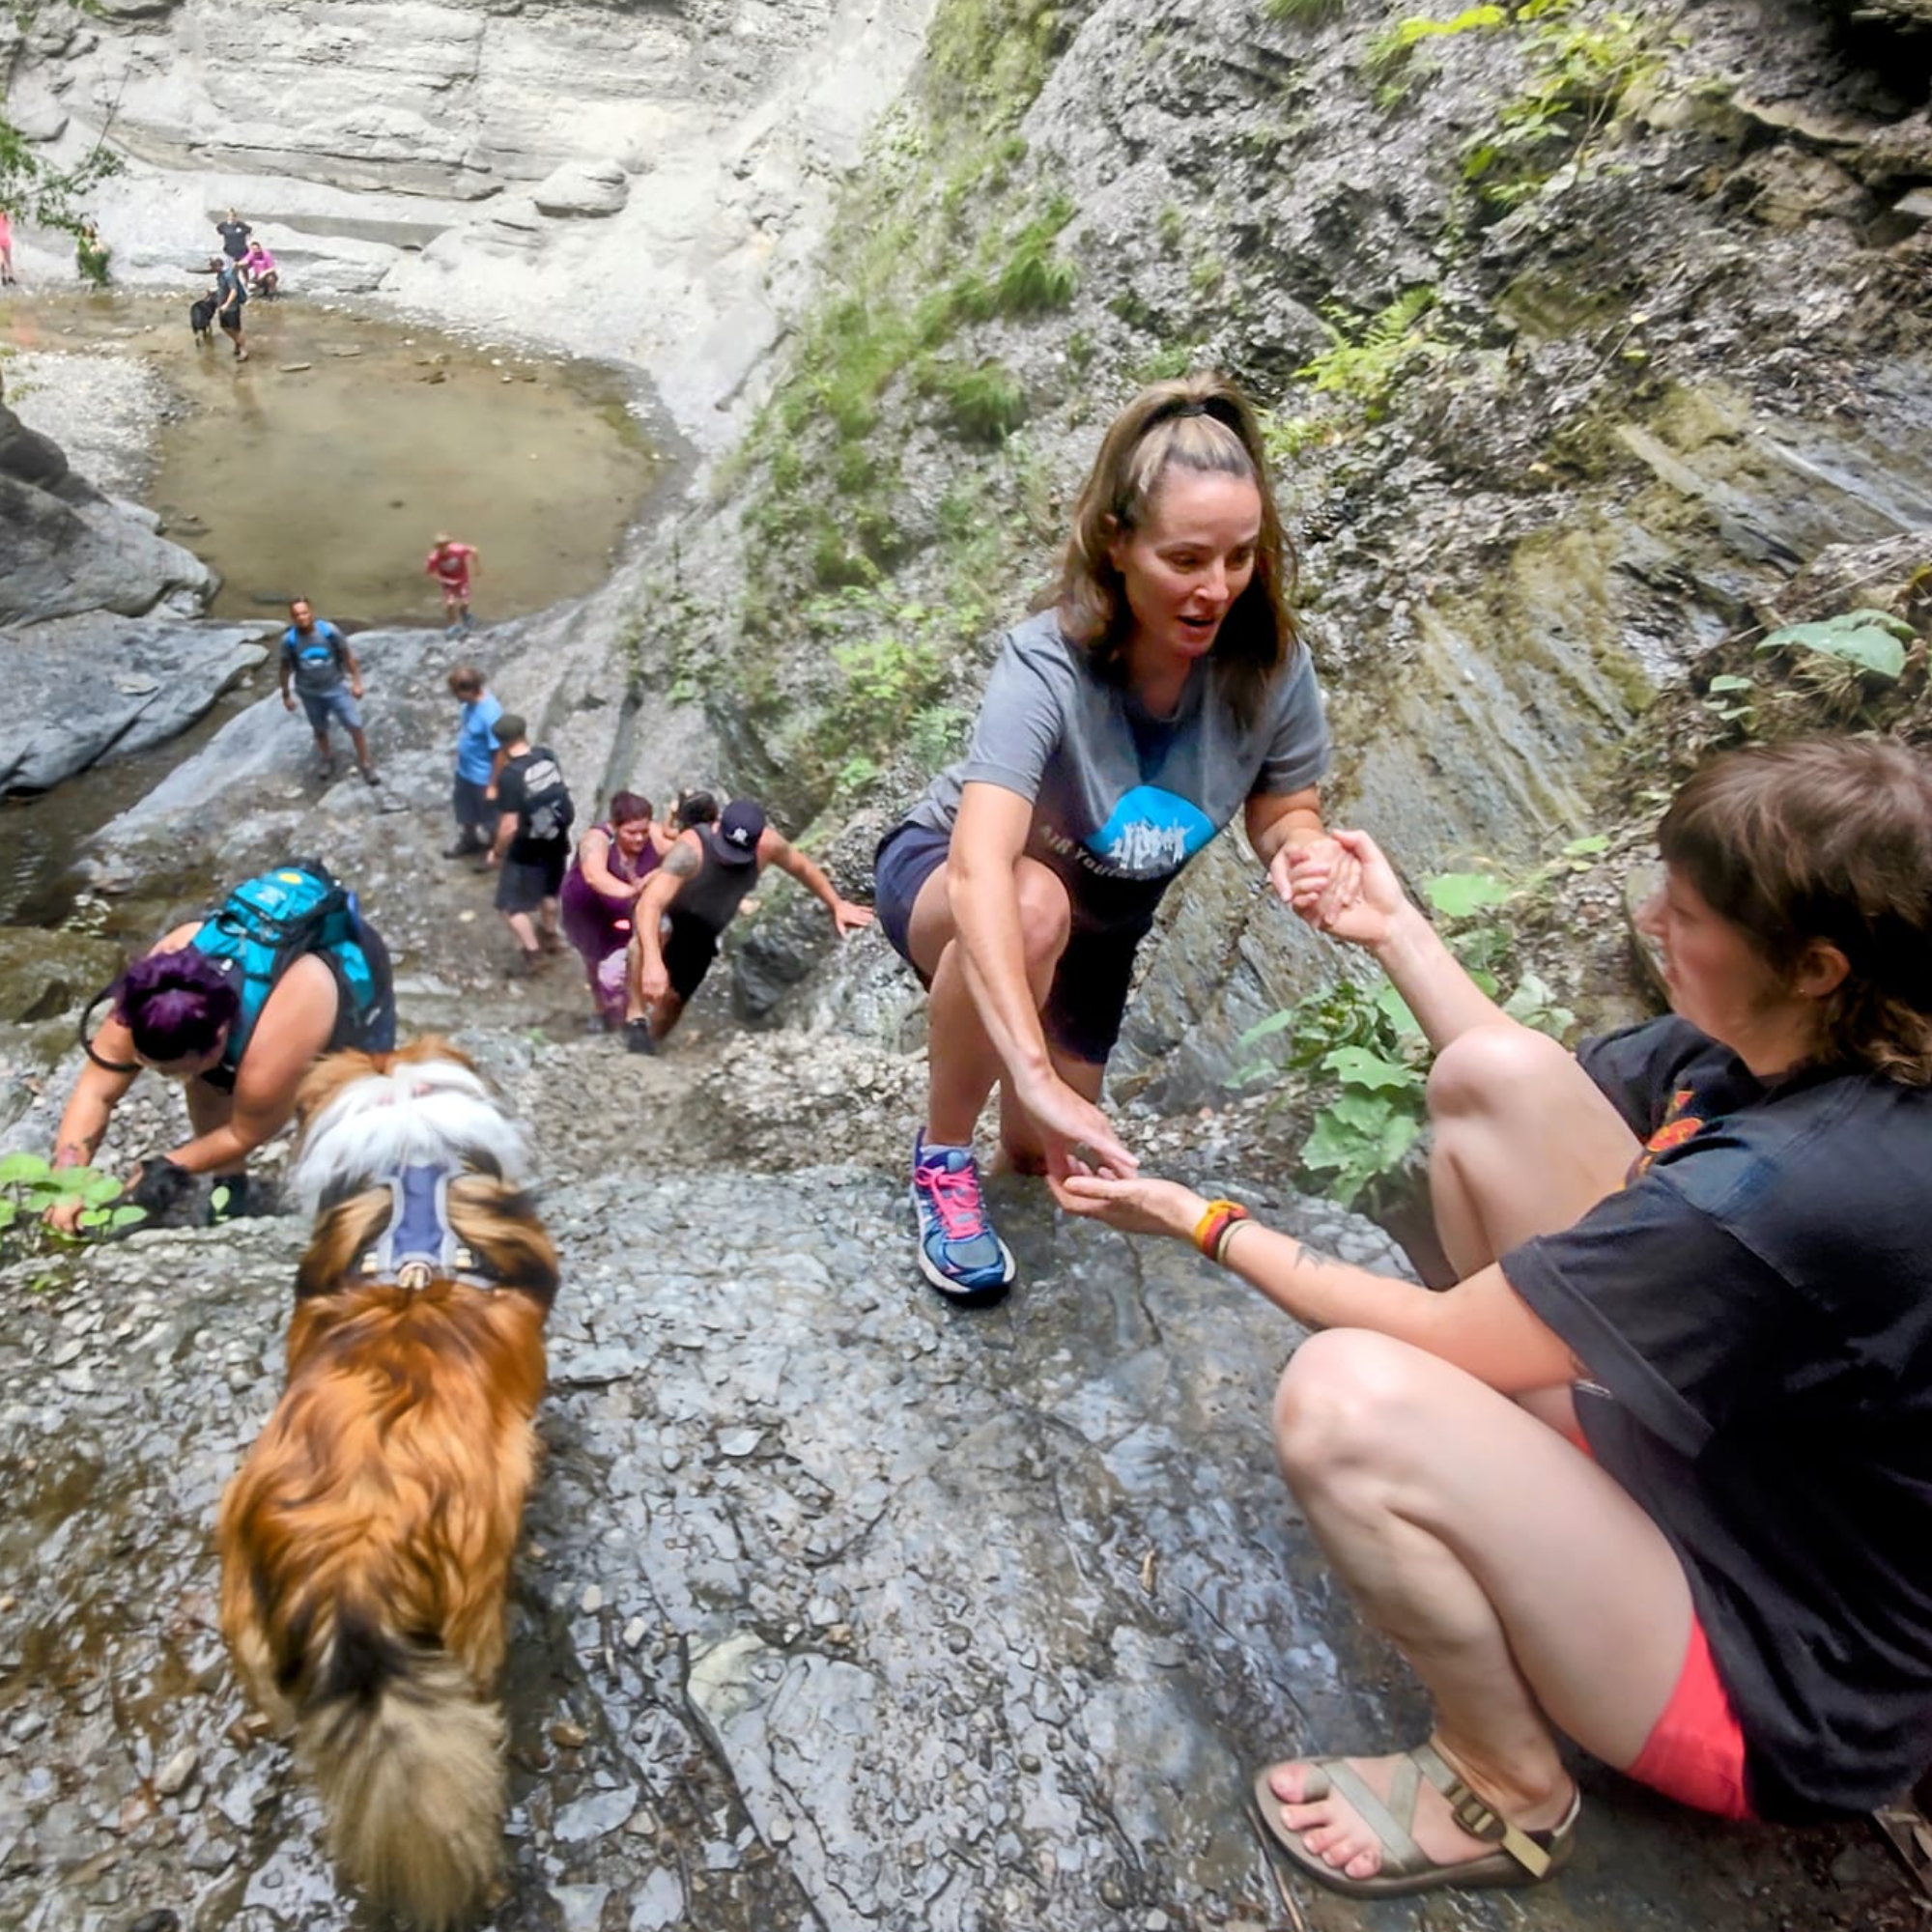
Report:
1085,785,1216,876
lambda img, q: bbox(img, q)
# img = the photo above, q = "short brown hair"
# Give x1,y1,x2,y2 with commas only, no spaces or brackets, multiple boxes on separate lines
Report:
1660,736,1932,1083
447,665,486,696
1055,370,1299,732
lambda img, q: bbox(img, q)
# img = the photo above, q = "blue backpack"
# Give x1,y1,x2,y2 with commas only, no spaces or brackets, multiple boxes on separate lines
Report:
191,861,395,1065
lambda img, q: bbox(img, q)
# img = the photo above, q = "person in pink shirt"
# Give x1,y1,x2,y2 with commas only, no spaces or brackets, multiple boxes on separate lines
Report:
241,238,277,298
426,533,480,636
0,208,15,286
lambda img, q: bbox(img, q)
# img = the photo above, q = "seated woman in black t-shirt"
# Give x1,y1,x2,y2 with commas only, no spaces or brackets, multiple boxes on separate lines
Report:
1061,735,1932,1899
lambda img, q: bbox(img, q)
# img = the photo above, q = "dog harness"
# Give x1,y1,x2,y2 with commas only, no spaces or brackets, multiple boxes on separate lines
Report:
356,1162,499,1293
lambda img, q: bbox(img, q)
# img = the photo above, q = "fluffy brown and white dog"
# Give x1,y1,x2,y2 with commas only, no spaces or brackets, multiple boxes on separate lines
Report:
216,1037,557,1927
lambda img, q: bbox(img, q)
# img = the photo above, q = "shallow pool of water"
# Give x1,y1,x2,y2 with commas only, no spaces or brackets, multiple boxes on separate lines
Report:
1,290,668,627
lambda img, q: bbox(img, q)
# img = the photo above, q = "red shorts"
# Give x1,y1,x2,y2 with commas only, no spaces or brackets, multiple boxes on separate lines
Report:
1626,1613,1753,1819
1562,1429,1753,1820
440,573,470,601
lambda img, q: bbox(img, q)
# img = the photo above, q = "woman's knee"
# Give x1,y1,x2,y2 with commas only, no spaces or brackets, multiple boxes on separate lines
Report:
1272,1330,1428,1489
1427,1022,1575,1123
1011,859,1072,969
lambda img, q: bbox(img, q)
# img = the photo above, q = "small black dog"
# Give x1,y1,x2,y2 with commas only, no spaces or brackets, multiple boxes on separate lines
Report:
189,294,218,345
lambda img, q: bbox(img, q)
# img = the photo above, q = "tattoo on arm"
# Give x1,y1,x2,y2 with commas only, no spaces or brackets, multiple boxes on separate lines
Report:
54,1138,99,1169
663,842,700,880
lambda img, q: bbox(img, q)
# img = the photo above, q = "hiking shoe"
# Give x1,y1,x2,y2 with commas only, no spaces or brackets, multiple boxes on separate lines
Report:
443,836,485,858
623,1018,657,1055
910,1134,1016,1300
361,765,381,786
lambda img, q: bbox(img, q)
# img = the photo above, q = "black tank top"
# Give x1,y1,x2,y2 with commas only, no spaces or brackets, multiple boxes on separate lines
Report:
668,824,761,939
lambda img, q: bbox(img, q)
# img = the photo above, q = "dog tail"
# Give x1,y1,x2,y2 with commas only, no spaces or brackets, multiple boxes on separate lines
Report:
297,1604,504,1928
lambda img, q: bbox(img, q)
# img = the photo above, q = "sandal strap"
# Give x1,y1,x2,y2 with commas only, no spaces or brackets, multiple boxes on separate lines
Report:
1408,1740,1557,1880
1318,1755,1426,1872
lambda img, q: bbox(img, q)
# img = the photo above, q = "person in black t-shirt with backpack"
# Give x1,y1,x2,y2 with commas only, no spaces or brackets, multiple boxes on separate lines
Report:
1064,736,1932,1899
486,713,573,974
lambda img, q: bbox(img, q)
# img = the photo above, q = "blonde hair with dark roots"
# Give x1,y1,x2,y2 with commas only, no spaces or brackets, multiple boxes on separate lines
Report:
1660,735,1932,1084
1054,370,1299,732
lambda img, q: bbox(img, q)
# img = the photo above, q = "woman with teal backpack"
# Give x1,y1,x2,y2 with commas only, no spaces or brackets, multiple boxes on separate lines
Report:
46,863,394,1232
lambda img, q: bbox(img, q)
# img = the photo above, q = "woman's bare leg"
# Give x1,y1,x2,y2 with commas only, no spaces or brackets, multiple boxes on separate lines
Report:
1263,1329,1692,1883
909,856,1071,1148
1427,1023,1639,1278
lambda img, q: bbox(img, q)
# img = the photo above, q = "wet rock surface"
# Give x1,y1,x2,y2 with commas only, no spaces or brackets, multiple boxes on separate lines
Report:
0,1099,1913,1932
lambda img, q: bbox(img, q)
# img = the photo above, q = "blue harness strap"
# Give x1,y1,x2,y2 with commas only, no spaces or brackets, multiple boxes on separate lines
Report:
356,1162,500,1293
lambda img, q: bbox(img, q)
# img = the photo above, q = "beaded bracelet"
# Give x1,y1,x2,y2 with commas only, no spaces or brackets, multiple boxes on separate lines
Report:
1192,1198,1252,1261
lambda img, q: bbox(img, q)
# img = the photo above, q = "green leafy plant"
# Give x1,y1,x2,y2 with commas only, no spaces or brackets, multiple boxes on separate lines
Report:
1758,609,1913,681
1293,287,1444,423
1365,5,1508,101
0,1152,144,1255
1461,7,1664,208
922,357,1029,444
1234,866,1577,1211
1756,607,1918,721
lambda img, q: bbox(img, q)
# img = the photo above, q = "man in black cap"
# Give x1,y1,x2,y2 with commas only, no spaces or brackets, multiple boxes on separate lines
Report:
623,797,871,1052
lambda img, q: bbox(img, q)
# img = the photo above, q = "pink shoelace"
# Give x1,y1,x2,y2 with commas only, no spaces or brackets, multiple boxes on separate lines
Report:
922,1162,987,1240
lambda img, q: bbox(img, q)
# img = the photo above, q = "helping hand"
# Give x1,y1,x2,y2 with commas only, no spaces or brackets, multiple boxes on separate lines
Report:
637,961,669,1005
1057,1172,1207,1241
832,899,875,937
1284,828,1409,950
42,1194,85,1236
1009,1070,1139,1202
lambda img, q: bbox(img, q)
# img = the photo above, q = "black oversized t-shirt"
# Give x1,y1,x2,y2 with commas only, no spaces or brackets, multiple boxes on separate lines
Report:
217,218,252,261
1503,1017,1932,1821
495,747,570,866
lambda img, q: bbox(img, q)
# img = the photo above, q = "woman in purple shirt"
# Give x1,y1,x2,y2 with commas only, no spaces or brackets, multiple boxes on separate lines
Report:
559,792,667,1029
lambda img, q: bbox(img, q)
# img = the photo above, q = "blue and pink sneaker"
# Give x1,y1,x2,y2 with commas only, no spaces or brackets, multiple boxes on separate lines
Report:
910,1132,1016,1299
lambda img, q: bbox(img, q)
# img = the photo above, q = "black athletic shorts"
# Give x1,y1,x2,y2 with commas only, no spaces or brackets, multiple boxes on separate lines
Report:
661,912,720,1003
871,818,1148,1066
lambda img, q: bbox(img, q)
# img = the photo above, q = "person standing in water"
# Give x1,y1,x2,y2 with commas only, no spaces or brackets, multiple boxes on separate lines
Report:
427,533,481,636
871,371,1351,1300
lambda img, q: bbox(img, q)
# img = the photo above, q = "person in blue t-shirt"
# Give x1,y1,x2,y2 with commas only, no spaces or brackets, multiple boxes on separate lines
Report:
444,664,505,858
1064,736,1932,1898
279,598,377,784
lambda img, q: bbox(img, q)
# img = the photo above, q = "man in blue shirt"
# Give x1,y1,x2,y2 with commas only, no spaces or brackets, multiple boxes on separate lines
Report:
278,599,376,784
445,665,504,857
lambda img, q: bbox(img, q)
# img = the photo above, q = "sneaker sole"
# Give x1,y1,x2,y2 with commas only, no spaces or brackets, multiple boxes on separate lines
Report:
909,1182,1018,1301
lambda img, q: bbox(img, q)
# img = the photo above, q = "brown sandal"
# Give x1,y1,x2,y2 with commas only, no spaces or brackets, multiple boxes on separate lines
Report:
1250,1740,1578,1900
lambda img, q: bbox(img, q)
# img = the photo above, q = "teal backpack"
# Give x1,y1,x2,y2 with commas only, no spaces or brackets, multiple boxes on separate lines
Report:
190,861,394,1066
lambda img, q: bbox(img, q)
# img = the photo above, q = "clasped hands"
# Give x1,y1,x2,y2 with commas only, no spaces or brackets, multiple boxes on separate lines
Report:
1058,826,1408,1234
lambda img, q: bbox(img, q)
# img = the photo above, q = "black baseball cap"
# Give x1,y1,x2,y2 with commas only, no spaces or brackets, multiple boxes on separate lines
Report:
716,799,765,865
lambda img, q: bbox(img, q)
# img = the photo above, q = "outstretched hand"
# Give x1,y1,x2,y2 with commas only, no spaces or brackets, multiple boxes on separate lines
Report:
831,898,875,938
1269,833,1362,930
1285,828,1410,950
1010,1069,1139,1201
1056,1170,1206,1240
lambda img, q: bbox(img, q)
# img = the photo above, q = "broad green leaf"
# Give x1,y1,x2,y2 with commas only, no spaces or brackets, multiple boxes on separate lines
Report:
106,1206,146,1231
1759,611,1908,679
1375,983,1423,1039
1323,1045,1423,1093
1706,674,1753,693
0,1152,48,1187
0,1201,17,1232
1426,870,1513,919
1561,835,1610,858
1236,1009,1297,1047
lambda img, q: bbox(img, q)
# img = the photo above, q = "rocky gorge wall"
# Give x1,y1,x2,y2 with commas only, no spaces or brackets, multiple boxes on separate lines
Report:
3,0,935,442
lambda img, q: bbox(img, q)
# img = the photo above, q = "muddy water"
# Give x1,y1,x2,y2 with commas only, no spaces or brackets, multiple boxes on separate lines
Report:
0,291,664,626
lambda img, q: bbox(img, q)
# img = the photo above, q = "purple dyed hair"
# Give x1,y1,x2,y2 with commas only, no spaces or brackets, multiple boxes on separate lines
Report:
113,949,241,1064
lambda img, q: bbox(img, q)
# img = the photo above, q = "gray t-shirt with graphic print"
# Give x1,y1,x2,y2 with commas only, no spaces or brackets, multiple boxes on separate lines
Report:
905,609,1330,937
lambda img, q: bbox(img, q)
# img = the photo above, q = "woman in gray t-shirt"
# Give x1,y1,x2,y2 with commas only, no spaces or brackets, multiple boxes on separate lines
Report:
873,371,1350,1301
